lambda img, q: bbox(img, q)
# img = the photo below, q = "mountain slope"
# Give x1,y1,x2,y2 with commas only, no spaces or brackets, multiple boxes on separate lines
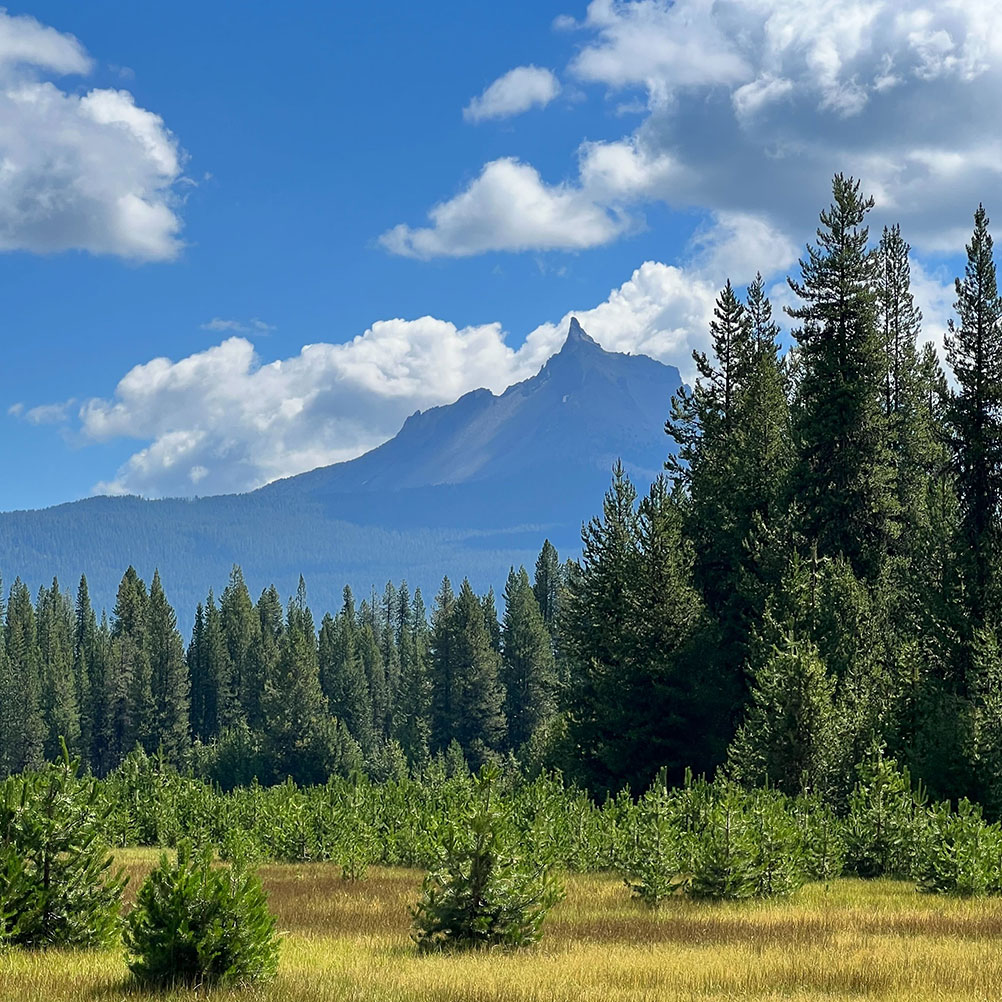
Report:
0,320,684,623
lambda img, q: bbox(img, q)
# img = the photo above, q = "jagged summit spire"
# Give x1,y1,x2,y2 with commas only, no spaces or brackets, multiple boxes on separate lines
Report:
561,316,599,352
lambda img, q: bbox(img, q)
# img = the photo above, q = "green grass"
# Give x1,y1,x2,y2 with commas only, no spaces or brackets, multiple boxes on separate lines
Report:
4,850,1002,1000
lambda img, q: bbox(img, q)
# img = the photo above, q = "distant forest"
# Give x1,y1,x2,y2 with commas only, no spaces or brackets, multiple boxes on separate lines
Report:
3,174,1002,814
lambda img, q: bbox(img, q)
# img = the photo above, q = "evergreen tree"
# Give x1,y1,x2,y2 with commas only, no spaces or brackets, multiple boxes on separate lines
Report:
395,585,432,763
787,174,897,579
358,621,387,744
946,205,1002,630
108,567,154,759
501,567,557,752
146,570,190,765
36,578,80,759
532,540,562,629
450,580,506,766
220,566,260,726
0,579,43,774
728,631,837,797
73,576,99,770
318,587,373,753
482,589,502,654
430,577,457,751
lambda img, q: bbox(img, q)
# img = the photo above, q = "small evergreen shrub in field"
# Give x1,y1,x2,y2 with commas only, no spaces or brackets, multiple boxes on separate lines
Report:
0,752,125,947
124,842,279,988
915,800,1002,896
410,766,564,952
843,747,925,879
623,784,687,905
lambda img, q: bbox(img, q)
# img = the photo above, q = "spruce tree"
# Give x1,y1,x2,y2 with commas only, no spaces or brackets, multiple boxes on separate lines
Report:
430,577,457,751
946,205,1002,630
787,174,897,580
501,567,557,752
108,567,154,759
449,580,506,766
36,578,80,759
728,631,837,797
73,576,99,770
532,540,562,629
146,570,191,765
4,579,44,772
220,566,260,726
318,587,373,753
395,585,432,763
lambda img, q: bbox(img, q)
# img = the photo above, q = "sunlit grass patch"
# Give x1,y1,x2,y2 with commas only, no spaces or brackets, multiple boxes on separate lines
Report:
4,863,1002,1001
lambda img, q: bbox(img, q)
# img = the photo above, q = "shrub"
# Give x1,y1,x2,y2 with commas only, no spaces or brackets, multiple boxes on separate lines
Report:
843,747,924,879
410,766,563,952
124,841,279,987
623,784,687,905
915,800,1002,896
0,752,125,947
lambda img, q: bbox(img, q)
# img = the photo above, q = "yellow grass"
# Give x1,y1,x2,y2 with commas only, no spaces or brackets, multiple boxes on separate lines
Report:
3,849,1002,1000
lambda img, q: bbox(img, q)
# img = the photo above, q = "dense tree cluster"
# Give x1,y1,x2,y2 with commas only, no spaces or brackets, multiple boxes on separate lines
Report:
0,556,564,787
562,176,1002,812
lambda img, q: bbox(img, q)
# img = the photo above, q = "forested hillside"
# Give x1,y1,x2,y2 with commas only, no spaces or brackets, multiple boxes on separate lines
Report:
2,175,1001,819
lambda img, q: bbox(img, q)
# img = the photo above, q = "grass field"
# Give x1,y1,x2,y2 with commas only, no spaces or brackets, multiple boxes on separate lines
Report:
4,850,1002,1000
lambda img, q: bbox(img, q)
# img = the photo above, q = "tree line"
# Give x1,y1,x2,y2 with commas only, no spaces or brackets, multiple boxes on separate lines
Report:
0,548,565,788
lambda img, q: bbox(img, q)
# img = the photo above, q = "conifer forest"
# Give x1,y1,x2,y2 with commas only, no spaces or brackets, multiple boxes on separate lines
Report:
8,179,1002,999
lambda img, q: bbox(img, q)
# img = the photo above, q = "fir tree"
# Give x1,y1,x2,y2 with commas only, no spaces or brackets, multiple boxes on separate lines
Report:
501,567,557,752
146,570,191,765
4,579,44,772
220,566,260,727
430,577,457,751
449,580,506,766
532,540,562,629
36,578,80,759
946,205,1002,630
787,174,897,580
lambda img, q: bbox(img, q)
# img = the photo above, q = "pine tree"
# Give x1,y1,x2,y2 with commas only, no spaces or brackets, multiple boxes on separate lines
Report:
532,540,562,629
728,631,837,797
36,578,80,759
787,174,897,580
220,566,260,726
318,587,374,753
450,580,506,766
946,205,1002,630
146,570,190,765
395,585,432,763
481,589,502,655
73,576,99,770
430,577,457,751
3,579,45,772
108,567,154,759
358,621,387,744
501,567,557,752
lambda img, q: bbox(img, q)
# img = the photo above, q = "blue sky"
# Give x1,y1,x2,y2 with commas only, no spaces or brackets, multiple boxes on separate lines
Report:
0,1,994,509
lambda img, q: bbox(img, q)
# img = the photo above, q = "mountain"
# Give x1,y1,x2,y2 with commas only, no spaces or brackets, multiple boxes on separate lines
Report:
0,320,683,626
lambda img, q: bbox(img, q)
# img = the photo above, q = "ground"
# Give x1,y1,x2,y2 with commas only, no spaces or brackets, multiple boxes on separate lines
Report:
2,850,1002,1000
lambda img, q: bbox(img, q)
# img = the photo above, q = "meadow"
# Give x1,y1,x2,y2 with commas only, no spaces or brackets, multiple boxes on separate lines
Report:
4,850,1002,1002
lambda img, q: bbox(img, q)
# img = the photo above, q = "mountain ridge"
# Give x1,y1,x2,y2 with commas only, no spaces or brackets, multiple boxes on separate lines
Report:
0,321,684,625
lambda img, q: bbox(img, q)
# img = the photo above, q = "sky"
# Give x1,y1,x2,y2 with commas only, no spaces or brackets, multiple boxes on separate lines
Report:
0,0,997,510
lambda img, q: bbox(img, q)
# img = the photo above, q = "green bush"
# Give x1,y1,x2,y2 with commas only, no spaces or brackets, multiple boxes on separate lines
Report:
124,841,279,987
915,800,1002,896
623,784,687,905
0,752,125,947
843,747,925,879
410,766,563,952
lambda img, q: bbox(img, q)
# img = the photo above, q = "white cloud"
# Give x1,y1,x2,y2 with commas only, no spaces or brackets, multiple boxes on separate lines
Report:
379,157,632,258
464,65,560,122
51,261,716,498
385,0,1002,267
0,10,185,260
201,317,276,334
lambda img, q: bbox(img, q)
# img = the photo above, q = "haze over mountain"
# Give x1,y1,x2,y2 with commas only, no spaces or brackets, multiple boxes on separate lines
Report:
0,320,683,625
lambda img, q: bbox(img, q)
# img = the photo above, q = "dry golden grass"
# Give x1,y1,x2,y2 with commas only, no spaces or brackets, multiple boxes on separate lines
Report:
4,850,1002,1000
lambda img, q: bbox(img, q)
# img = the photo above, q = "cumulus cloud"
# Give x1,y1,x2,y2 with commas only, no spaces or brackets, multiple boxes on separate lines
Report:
385,0,1002,265
379,157,632,258
0,10,185,260
464,65,560,122
42,261,715,497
